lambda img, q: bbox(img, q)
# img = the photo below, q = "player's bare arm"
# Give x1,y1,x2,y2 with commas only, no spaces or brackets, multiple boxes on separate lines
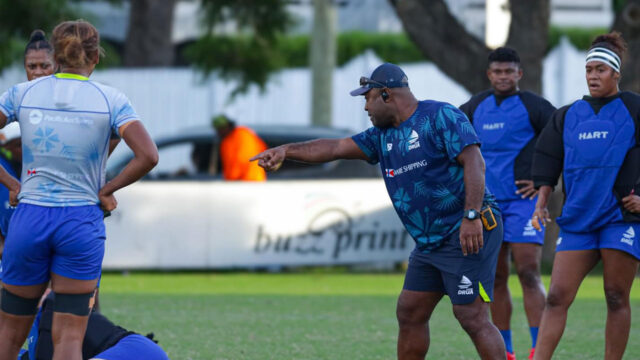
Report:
0,112,20,205
0,112,7,129
456,144,485,256
99,121,158,212
251,137,368,172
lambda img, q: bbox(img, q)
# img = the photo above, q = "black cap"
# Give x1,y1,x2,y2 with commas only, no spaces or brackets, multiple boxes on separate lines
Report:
350,63,409,96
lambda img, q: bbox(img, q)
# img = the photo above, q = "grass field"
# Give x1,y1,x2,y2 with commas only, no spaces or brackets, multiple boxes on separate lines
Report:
97,272,640,360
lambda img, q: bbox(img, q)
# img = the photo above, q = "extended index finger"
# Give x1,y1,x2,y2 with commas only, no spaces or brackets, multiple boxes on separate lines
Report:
249,152,265,162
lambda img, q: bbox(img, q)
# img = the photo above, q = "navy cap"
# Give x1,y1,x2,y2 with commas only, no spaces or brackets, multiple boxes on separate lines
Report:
350,63,409,96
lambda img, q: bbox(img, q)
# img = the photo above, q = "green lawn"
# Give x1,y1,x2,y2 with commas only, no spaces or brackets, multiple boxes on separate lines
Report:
98,273,640,360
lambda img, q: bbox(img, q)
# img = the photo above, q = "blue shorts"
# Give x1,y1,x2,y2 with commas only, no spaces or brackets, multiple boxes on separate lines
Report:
1,203,105,286
93,334,170,360
556,222,640,260
403,208,503,305
498,198,544,245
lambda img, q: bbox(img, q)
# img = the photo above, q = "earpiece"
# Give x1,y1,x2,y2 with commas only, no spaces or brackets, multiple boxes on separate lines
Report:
381,90,389,101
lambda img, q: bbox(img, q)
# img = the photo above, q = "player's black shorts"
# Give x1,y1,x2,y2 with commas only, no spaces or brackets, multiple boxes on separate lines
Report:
403,208,503,305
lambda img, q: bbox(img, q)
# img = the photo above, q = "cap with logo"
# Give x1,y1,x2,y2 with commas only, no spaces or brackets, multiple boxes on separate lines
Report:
350,63,409,96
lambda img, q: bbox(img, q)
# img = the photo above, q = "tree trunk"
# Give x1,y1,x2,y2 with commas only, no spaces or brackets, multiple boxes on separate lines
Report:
310,0,336,127
389,0,550,95
505,0,550,95
123,0,176,67
390,0,489,94
612,0,640,93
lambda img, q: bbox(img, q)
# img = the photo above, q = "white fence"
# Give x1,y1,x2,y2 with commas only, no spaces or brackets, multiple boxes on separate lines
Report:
0,39,589,141
0,39,596,269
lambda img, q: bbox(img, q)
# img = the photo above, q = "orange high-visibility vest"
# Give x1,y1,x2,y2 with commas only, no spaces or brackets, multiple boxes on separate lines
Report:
220,126,267,181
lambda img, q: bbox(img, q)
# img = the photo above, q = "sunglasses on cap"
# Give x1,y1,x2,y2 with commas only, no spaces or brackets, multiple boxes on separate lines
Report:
359,76,386,88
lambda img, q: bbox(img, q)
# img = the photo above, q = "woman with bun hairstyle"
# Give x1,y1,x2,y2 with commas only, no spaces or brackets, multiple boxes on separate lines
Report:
23,30,55,81
0,20,158,360
531,32,640,360
0,30,55,251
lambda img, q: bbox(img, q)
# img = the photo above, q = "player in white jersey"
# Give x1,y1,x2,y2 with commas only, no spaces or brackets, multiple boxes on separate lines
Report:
0,20,158,360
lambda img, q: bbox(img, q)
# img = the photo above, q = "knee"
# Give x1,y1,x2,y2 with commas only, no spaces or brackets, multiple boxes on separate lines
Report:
396,298,426,328
454,306,486,336
545,289,572,310
604,287,628,312
517,266,541,290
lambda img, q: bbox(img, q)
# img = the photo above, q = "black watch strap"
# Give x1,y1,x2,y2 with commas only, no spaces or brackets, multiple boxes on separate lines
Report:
464,209,481,220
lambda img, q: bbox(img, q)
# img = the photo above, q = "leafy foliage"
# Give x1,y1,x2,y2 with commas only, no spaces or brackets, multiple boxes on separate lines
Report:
0,0,78,72
185,0,293,96
548,26,609,50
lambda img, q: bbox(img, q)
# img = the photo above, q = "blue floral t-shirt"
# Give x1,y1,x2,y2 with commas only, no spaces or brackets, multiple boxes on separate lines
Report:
352,100,496,253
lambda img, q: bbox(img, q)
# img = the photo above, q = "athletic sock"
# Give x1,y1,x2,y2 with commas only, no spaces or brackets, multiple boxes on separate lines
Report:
499,329,514,354
529,326,539,348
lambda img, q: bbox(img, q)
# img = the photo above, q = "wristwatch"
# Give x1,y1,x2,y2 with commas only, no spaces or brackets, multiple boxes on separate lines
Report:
463,209,481,221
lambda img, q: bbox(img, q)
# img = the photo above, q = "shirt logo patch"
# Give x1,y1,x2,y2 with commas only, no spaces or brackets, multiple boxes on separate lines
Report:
387,143,393,151
482,122,505,130
522,220,537,236
621,226,635,246
384,160,428,178
407,130,421,150
556,237,563,245
27,168,37,176
457,275,474,295
29,110,43,125
578,131,608,140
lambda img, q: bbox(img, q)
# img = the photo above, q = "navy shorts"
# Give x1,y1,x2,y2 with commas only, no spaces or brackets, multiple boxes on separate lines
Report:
403,208,503,305
556,222,640,260
498,198,544,245
93,334,169,360
2,203,105,286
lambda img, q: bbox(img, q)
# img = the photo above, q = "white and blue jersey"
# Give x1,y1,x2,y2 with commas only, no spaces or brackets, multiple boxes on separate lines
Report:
352,101,497,253
0,73,138,207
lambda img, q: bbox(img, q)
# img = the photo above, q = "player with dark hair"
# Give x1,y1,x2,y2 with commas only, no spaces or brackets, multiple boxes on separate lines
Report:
0,20,158,360
531,32,640,360
252,63,506,359
17,291,169,360
23,30,55,82
0,30,56,270
460,47,555,360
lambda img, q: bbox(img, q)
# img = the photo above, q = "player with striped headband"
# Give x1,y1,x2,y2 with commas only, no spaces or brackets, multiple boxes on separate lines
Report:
530,32,640,359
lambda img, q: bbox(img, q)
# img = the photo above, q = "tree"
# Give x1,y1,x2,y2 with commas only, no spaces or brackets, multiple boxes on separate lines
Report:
389,0,550,95
123,0,176,67
613,0,640,92
0,0,76,72
184,0,292,95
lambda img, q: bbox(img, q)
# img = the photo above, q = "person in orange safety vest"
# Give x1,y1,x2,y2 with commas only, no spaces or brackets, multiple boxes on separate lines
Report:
212,115,267,181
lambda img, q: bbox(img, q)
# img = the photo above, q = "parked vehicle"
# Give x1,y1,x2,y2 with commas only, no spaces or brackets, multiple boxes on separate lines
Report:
106,125,380,181
103,126,410,270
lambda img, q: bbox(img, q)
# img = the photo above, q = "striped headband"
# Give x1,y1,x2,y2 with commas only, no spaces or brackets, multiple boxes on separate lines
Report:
586,47,621,73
